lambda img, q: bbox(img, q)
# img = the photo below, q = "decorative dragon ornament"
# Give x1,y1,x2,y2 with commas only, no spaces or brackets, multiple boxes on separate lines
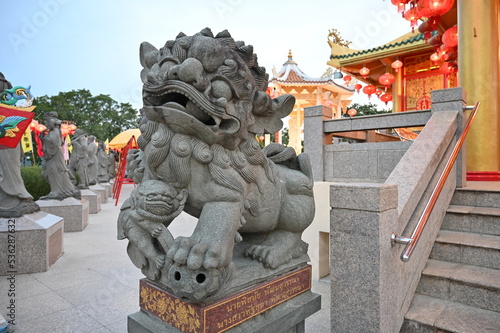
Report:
118,28,315,303
0,85,32,106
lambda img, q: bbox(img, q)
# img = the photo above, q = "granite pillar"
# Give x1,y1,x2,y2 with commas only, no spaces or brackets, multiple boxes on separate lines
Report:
330,183,401,333
304,105,333,181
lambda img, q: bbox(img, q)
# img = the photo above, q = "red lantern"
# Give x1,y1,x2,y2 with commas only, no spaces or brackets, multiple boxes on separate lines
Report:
359,66,370,79
375,90,383,99
343,75,352,83
380,93,393,105
440,61,454,75
430,52,441,63
391,59,403,73
30,119,38,130
354,83,362,94
442,25,458,48
362,84,376,99
404,7,421,31
324,100,334,108
391,0,410,15
35,124,46,133
68,124,77,135
379,72,396,91
347,108,357,117
417,0,454,18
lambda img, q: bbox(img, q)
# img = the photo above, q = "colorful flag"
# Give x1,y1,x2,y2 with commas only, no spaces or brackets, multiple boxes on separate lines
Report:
66,134,73,154
0,104,35,149
21,129,33,153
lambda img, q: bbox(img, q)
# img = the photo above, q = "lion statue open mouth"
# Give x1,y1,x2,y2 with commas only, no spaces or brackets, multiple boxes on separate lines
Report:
118,28,315,303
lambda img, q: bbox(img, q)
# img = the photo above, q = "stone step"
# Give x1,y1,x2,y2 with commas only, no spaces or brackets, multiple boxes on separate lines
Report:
402,294,500,333
443,205,500,236
451,188,500,209
430,230,500,269
416,259,500,313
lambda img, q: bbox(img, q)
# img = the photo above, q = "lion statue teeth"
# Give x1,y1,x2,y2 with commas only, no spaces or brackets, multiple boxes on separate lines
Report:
118,28,315,303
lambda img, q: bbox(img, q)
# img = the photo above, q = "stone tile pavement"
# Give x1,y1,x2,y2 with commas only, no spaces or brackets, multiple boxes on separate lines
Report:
0,184,330,333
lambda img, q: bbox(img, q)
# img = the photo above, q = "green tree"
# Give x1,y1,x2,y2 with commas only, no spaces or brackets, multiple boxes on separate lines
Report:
34,89,138,141
343,102,392,117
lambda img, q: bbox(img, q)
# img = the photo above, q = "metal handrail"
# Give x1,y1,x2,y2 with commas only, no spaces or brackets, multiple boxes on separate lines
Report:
391,102,480,262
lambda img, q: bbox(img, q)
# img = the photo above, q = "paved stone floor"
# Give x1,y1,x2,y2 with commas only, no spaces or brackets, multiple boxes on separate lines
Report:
0,184,330,333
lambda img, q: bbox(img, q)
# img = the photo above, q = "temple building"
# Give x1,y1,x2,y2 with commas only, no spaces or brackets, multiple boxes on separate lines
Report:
327,0,499,179
270,50,354,154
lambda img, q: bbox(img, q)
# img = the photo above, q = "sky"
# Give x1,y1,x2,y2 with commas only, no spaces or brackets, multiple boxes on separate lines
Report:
1,0,411,110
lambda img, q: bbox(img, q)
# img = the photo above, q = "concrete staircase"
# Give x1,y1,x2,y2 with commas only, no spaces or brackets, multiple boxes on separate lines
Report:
401,187,500,333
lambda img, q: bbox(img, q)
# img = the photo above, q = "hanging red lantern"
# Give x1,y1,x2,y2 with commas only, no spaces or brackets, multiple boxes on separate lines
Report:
380,93,393,105
391,0,410,15
68,124,77,135
35,124,47,133
347,108,357,117
354,83,362,94
417,0,454,19
440,61,454,75
379,72,396,91
438,44,452,58
359,66,370,79
362,84,376,99
30,119,39,130
391,59,403,73
442,25,458,48
404,7,421,31
324,100,334,108
417,20,437,42
430,52,441,63
375,90,383,99
343,75,352,84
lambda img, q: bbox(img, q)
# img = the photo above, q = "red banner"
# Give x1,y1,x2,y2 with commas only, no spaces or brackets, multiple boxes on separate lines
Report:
0,105,35,149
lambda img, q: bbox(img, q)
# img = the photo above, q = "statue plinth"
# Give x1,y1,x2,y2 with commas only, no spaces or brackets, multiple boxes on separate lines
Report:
0,212,64,275
89,184,107,204
128,265,320,333
37,197,89,232
100,182,112,198
81,189,101,214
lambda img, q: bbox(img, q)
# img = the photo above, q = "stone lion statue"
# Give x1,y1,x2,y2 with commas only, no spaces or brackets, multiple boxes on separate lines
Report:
118,28,315,303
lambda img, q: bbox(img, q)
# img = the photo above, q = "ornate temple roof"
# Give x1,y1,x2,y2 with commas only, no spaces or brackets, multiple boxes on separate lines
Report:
328,31,433,69
326,31,435,90
329,31,430,62
271,50,354,93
